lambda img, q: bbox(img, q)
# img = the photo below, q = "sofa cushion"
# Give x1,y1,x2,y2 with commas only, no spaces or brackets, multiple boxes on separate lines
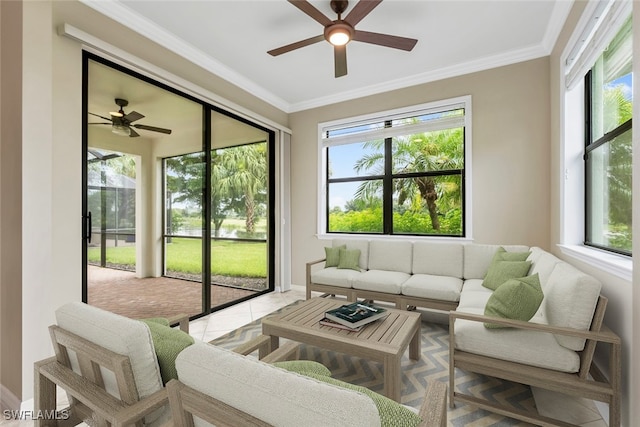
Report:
484,274,544,328
482,260,532,291
402,274,463,302
463,244,529,279
56,302,166,424
368,240,413,274
453,310,580,373
176,342,381,427
338,248,362,271
333,239,369,270
412,242,463,277
311,267,360,288
544,262,602,351
353,270,409,294
325,245,345,267
527,247,562,290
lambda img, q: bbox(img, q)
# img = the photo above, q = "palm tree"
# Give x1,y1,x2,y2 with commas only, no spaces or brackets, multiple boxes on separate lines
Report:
353,127,463,231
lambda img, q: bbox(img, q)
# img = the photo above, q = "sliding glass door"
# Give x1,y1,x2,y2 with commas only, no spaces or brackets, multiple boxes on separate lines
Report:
83,53,275,320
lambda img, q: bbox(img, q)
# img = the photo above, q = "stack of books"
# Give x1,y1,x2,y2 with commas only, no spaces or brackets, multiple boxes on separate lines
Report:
320,301,387,331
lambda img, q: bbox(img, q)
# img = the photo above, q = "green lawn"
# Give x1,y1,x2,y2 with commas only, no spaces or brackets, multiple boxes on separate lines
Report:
88,237,266,277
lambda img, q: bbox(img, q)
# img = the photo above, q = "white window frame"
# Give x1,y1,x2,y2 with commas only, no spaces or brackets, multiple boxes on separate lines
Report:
559,0,632,280
316,95,473,241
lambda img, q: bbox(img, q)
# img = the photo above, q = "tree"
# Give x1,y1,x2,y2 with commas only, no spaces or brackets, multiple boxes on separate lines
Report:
352,126,463,231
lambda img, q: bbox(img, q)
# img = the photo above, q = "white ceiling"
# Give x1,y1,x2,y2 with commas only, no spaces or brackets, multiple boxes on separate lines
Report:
81,0,573,113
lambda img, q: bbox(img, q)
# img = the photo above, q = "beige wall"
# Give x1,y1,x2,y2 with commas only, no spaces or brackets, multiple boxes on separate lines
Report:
17,0,289,401
289,57,551,286
0,0,23,407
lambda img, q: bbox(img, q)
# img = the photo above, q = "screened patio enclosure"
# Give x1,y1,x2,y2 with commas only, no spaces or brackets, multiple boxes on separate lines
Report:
83,54,275,320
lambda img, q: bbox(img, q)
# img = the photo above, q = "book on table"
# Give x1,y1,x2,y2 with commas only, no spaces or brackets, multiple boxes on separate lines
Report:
324,301,388,328
319,317,363,332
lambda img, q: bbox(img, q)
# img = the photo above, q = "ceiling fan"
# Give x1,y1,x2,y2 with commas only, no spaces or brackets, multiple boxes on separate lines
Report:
89,98,172,138
268,0,418,78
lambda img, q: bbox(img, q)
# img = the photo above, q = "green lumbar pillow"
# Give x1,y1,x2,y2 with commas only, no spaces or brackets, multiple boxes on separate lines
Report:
325,245,346,267
301,372,423,427
337,248,361,271
484,273,544,329
141,319,195,384
273,360,332,377
482,260,531,291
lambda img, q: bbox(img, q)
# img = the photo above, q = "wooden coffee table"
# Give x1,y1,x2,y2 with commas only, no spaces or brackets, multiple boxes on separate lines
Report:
261,297,422,402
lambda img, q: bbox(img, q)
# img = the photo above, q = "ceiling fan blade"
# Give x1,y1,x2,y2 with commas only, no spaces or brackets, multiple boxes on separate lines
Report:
132,124,173,134
89,112,113,122
334,45,347,78
268,34,325,56
129,128,140,138
288,0,333,26
123,111,145,123
343,0,382,27
88,122,112,125
353,30,417,51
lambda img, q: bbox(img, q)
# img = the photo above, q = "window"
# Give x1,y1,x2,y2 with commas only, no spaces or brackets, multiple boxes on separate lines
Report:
319,97,470,237
584,17,632,255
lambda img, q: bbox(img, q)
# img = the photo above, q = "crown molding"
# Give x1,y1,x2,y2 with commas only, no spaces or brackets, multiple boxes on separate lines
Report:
540,0,574,53
79,0,291,113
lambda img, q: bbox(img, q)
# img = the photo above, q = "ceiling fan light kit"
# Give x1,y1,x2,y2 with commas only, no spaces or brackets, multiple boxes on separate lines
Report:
268,0,418,78
88,98,172,138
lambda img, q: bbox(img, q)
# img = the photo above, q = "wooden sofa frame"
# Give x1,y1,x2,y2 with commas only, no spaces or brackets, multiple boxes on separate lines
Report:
449,296,621,427
306,258,459,312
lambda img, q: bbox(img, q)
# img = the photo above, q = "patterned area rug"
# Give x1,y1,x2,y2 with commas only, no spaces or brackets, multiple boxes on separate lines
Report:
210,301,538,427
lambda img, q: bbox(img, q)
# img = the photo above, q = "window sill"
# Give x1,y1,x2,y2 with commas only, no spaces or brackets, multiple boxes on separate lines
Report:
557,244,632,281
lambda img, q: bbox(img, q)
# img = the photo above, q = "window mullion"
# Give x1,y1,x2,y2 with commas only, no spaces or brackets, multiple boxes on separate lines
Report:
383,121,393,234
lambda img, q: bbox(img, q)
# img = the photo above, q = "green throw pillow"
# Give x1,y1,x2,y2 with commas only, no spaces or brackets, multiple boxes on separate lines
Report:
337,248,361,271
484,274,544,329
492,247,531,262
141,319,195,384
325,245,346,267
301,372,423,427
482,260,531,291
273,360,332,377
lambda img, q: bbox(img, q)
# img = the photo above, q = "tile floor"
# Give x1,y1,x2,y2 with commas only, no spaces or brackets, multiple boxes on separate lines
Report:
4,285,608,427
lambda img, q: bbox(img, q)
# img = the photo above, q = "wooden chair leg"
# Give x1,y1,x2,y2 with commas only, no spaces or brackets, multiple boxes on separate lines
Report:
34,358,58,427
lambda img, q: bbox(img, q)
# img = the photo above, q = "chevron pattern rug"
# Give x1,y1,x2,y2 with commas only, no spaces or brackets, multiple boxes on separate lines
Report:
210,301,537,426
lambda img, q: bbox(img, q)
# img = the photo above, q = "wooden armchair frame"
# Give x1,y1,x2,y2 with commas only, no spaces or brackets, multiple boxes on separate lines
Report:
170,334,448,427
449,296,621,426
34,314,189,427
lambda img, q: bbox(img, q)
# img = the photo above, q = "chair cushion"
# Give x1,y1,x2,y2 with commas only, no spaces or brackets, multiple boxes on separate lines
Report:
55,302,165,424
141,319,195,384
483,274,544,328
402,274,463,302
301,372,423,427
527,248,562,290
176,343,381,427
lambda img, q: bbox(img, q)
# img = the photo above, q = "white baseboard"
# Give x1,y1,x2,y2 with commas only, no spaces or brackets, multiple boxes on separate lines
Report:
0,383,21,411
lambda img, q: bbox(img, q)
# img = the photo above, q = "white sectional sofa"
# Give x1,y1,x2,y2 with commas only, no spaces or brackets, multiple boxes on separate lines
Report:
306,239,622,426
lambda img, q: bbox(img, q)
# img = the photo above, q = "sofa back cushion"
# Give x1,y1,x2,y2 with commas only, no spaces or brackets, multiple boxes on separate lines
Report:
527,247,563,289
176,343,381,427
463,244,529,279
333,239,370,270
55,302,165,423
544,262,602,351
412,242,463,277
368,240,413,274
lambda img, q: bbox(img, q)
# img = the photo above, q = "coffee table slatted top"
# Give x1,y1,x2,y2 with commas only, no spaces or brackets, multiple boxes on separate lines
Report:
261,297,422,401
